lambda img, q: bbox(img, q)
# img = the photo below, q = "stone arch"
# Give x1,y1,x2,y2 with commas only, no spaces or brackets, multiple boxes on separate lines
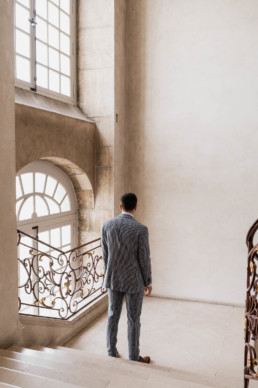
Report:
42,157,95,245
16,157,95,246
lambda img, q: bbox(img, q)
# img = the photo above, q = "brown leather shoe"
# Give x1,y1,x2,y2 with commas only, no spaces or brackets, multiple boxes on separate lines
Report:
138,356,150,363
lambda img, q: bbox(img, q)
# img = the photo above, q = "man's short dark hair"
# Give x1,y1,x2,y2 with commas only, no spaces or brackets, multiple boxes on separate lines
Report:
121,193,137,211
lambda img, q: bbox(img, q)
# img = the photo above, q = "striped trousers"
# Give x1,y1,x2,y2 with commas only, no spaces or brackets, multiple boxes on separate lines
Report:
107,289,144,361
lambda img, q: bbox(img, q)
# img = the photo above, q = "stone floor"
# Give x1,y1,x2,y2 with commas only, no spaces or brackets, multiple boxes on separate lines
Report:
66,297,246,387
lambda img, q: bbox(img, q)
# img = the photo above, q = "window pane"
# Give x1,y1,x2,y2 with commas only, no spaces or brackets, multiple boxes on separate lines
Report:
16,55,31,83
17,0,30,8
60,195,70,212
36,41,48,65
35,0,47,19
51,227,61,247
49,70,60,93
48,2,59,27
15,3,30,33
21,173,33,195
61,75,70,96
16,199,23,216
60,54,70,76
45,176,58,196
36,64,48,88
60,0,70,14
38,230,50,252
54,183,66,203
35,195,49,217
35,173,46,193
60,11,70,34
45,197,60,214
60,33,70,55
49,25,59,49
38,230,49,243
19,236,33,260
19,196,34,221
49,249,59,259
51,0,60,6
36,18,47,42
16,30,30,58
49,48,59,71
16,177,23,199
61,225,71,245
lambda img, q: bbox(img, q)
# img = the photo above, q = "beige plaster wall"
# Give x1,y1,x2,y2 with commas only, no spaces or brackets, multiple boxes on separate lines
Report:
125,0,258,305
0,1,19,346
78,0,115,236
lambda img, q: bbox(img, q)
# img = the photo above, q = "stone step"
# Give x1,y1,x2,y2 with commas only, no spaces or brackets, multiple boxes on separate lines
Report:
28,345,231,388
0,366,82,388
0,383,21,388
6,347,150,382
8,346,231,388
0,350,212,388
54,346,240,388
0,355,109,388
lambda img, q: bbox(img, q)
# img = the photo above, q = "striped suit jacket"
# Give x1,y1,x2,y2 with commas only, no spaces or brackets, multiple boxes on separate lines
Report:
101,213,152,293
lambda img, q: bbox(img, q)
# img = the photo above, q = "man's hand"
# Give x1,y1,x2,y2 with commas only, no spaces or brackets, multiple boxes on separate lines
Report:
144,286,152,296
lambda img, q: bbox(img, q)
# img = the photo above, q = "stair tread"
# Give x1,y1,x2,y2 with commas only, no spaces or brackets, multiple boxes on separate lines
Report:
0,355,109,388
106,374,215,388
9,345,194,379
0,349,150,382
0,383,21,388
21,345,232,386
5,346,233,387
0,356,218,388
0,366,83,388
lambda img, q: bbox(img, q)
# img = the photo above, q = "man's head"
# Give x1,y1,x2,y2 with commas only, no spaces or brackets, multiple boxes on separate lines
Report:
120,193,137,212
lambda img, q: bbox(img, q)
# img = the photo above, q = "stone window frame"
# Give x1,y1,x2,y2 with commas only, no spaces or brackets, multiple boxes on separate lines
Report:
14,0,76,104
16,160,78,249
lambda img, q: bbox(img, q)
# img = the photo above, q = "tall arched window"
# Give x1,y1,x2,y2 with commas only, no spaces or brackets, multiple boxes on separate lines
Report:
16,160,78,250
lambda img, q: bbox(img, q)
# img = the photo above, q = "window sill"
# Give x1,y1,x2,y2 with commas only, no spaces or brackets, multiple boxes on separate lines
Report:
15,87,93,123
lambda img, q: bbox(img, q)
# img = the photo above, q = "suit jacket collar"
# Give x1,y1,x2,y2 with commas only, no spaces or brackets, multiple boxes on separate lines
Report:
119,212,134,218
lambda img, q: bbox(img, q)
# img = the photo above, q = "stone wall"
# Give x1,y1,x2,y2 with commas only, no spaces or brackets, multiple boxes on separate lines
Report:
15,100,97,244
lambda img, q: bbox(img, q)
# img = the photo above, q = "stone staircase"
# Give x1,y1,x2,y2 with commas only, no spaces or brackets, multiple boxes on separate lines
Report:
0,345,235,388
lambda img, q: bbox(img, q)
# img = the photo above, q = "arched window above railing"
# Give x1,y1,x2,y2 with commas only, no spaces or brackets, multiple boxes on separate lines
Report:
16,160,78,252
16,160,76,222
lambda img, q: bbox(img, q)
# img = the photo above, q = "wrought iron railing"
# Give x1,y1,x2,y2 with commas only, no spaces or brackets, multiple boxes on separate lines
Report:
245,219,258,387
17,229,106,320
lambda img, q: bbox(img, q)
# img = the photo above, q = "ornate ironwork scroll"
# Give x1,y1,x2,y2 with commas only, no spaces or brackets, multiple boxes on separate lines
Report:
245,220,258,387
17,229,106,320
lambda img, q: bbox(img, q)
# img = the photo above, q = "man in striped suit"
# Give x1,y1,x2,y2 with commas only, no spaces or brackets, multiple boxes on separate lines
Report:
101,193,152,363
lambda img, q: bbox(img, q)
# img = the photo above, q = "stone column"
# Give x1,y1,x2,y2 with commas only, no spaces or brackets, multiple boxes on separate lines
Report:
78,0,115,236
0,0,19,346
114,0,127,215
